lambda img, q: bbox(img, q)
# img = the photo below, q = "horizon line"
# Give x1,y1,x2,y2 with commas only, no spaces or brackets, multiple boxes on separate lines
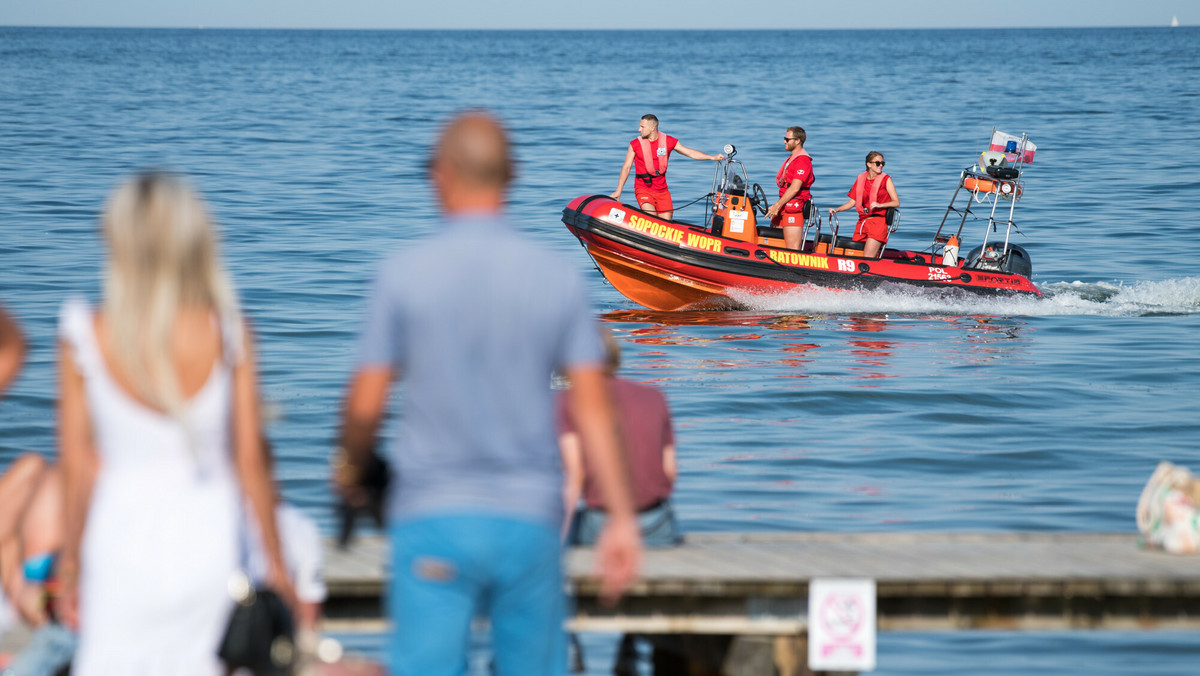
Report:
0,23,1191,31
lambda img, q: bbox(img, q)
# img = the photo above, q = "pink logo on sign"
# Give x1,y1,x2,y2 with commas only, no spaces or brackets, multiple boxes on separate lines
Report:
818,593,865,657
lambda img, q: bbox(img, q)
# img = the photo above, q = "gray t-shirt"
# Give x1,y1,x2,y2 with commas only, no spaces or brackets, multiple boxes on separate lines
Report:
358,212,602,526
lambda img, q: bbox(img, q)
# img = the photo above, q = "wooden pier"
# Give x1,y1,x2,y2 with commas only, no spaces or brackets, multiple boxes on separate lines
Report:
323,531,1200,673
325,531,1200,630
4,533,1194,673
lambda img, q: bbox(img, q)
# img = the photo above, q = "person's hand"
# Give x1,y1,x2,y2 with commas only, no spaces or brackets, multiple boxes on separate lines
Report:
58,587,80,631
715,154,726,161
331,447,368,507
609,190,622,200
15,583,48,626
593,514,641,606
766,203,780,219
267,558,300,613
869,202,879,211
334,478,369,510
828,208,837,218
56,558,80,630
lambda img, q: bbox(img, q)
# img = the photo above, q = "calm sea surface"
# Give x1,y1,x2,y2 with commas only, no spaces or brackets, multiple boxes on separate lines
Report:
2,26,1199,674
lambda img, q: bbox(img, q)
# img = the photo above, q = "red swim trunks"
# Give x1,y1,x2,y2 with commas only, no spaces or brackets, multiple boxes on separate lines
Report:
634,188,673,216
853,215,889,243
771,212,805,229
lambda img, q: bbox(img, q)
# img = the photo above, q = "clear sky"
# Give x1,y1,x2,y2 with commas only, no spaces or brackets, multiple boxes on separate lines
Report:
0,1,1193,30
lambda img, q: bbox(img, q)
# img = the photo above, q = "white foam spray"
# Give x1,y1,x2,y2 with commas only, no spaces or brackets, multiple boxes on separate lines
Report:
727,277,1200,318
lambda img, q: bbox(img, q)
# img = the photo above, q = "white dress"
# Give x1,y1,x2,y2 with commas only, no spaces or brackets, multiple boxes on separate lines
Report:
60,299,241,676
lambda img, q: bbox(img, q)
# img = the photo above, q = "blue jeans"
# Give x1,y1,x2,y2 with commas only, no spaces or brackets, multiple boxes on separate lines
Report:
4,623,76,676
388,514,565,676
569,499,681,548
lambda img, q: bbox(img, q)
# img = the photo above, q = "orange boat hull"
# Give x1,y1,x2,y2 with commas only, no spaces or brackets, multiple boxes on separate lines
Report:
584,243,737,311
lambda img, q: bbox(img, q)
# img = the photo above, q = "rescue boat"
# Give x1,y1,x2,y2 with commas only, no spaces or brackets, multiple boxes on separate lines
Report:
562,131,1042,311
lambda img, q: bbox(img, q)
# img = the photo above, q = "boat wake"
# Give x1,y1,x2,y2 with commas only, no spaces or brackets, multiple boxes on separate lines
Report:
729,277,1200,317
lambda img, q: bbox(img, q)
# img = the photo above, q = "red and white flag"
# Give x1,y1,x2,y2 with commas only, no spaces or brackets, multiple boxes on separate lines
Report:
989,130,1036,164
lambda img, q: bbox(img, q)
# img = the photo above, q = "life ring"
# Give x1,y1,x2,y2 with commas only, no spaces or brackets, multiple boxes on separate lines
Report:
964,176,1022,197
964,176,995,193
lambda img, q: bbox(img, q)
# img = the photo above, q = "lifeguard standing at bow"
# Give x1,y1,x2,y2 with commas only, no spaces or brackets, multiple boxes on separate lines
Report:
611,114,725,221
830,151,900,259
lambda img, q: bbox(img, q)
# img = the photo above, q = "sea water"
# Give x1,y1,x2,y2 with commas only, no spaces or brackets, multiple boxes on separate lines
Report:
1,27,1198,674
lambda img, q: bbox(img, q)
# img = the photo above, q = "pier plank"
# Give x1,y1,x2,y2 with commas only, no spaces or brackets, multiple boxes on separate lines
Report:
323,532,1200,633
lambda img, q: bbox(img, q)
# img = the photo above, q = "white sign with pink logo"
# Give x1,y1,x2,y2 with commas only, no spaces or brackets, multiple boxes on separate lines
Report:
808,578,877,671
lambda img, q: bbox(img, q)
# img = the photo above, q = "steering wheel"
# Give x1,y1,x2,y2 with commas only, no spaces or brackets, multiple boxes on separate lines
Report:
750,183,769,215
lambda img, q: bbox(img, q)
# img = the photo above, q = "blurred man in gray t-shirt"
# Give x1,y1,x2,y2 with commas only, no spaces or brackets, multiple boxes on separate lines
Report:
335,111,640,676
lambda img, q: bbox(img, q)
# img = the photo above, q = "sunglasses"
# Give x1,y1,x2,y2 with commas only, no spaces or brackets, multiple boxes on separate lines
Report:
784,137,798,142
869,160,885,167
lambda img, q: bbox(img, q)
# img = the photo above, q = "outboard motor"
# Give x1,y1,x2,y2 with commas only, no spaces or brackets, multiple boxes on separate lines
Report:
965,242,1033,277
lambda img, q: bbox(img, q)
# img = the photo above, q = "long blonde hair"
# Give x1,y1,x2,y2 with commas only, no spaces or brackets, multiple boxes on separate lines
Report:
100,173,240,419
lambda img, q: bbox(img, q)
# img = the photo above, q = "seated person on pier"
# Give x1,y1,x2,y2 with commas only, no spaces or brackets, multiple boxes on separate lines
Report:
0,454,74,674
558,329,680,547
829,151,900,259
0,307,74,673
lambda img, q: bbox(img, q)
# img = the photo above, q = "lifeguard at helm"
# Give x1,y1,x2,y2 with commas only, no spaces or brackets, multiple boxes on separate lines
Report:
765,126,815,251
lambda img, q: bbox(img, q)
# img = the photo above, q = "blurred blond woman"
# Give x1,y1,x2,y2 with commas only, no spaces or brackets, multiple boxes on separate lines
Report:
58,173,292,674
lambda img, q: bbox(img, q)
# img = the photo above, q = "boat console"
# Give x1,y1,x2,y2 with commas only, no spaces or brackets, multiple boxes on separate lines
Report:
704,144,762,245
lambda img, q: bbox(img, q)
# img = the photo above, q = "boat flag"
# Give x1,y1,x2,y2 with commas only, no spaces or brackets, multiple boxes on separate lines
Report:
989,130,1036,164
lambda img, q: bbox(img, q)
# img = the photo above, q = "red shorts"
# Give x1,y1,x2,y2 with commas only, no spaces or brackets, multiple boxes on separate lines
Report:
853,215,889,243
634,187,673,215
771,212,805,229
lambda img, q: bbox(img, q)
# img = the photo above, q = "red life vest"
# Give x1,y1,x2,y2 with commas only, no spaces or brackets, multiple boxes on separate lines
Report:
776,149,813,213
851,171,890,219
635,135,671,187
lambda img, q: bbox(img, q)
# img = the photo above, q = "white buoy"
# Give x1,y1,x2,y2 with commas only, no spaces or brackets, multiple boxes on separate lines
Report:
942,235,959,267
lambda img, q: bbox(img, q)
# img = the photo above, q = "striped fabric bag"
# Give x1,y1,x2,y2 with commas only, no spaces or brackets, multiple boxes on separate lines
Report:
1137,462,1200,553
